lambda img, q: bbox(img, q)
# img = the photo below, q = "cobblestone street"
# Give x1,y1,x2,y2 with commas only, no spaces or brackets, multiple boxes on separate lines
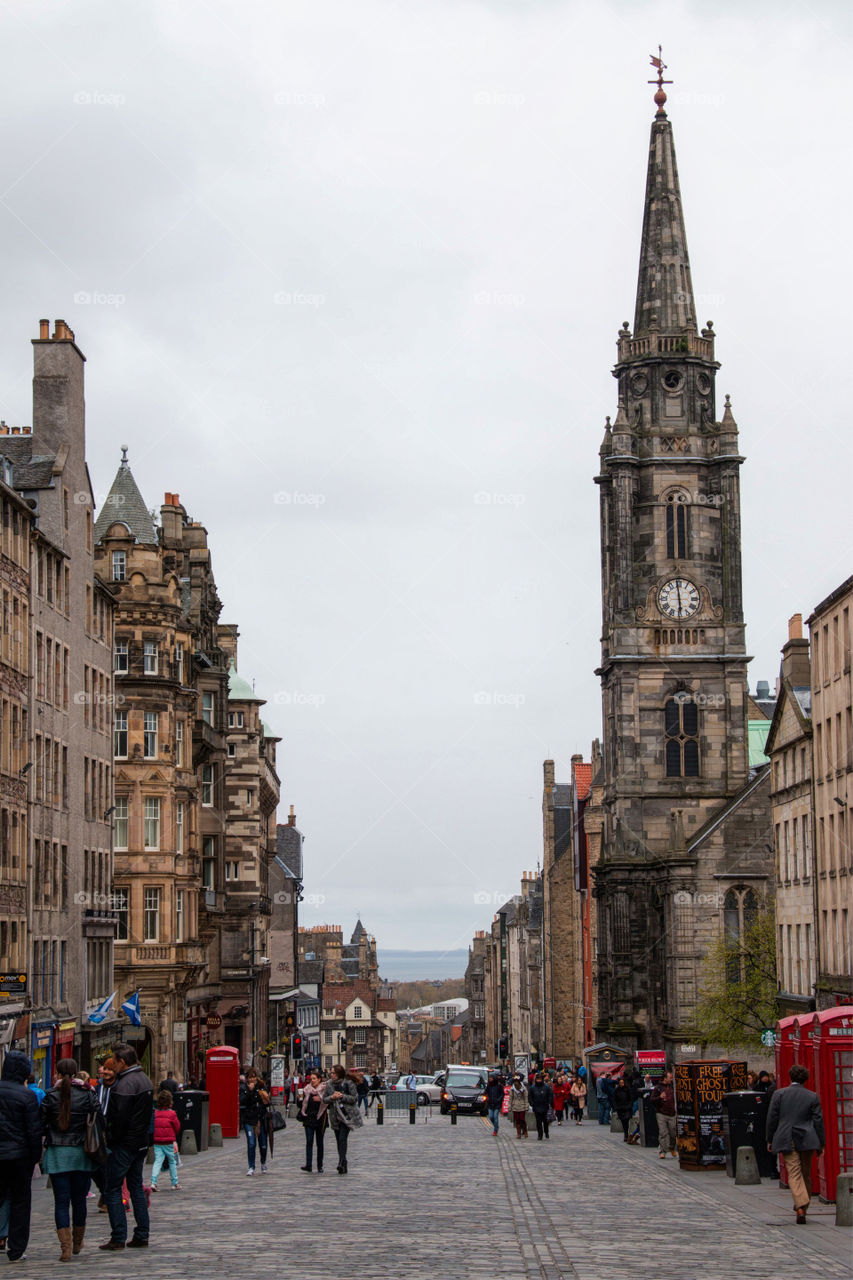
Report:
22,1114,853,1279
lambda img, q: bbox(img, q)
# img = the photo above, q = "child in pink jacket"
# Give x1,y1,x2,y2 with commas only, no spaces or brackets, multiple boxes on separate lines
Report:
151,1090,181,1190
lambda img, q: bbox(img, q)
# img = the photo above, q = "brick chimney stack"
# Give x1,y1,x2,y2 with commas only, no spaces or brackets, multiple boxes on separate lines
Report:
781,612,810,687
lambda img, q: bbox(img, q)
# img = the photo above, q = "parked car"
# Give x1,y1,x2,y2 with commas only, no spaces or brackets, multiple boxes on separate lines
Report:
439,1066,488,1116
391,1074,442,1105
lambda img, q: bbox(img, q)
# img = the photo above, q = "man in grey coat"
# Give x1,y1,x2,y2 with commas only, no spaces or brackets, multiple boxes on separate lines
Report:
766,1064,825,1223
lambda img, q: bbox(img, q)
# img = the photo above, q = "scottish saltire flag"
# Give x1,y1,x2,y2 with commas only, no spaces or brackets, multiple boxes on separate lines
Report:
88,992,116,1024
121,991,142,1026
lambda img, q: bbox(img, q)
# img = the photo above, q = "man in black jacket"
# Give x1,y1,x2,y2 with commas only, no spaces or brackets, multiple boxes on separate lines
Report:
99,1044,154,1251
0,1050,43,1261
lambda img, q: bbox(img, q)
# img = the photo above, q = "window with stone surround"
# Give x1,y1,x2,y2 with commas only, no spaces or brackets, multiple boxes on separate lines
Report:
664,490,689,559
664,697,699,777
723,887,759,984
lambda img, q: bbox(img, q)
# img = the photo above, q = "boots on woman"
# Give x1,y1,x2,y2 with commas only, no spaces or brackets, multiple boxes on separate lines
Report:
57,1227,72,1262
72,1226,86,1255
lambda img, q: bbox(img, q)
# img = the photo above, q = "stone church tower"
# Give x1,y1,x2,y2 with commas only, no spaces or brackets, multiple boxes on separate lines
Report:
592,73,772,1056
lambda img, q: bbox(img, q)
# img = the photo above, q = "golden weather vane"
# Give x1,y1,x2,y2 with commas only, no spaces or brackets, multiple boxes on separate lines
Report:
648,45,673,117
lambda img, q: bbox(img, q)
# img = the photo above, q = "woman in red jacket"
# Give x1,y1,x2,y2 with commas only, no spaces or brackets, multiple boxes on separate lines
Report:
150,1090,181,1190
551,1073,570,1125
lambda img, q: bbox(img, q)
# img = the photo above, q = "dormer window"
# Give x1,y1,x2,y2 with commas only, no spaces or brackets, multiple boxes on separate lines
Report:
112,550,126,582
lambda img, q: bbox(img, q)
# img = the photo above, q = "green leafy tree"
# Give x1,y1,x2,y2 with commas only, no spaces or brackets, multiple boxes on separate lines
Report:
693,903,778,1053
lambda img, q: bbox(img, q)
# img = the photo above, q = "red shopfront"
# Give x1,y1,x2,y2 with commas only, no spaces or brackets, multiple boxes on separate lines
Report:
53,1020,76,1075
810,1006,853,1203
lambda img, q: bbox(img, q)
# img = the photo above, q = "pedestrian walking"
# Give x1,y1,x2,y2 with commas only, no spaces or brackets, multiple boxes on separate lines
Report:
355,1071,369,1114
299,1070,329,1172
150,1090,181,1191
570,1075,587,1124
485,1072,505,1135
26,1074,45,1105
157,1070,182,1097
99,1043,154,1252
41,1058,105,1260
239,1068,270,1175
651,1069,678,1159
612,1076,633,1142
529,1073,554,1140
552,1073,569,1125
368,1072,383,1109
766,1064,825,1225
0,1050,43,1262
509,1076,529,1139
324,1065,362,1174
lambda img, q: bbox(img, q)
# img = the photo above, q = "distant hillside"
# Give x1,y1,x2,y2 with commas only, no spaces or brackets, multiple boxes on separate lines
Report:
392,978,466,1010
377,948,467,983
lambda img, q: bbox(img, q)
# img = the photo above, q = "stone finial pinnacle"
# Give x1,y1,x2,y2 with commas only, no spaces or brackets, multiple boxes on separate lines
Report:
648,46,672,118
120,445,129,466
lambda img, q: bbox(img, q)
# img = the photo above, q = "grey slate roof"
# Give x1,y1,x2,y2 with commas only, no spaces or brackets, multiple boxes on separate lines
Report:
275,824,303,880
792,686,811,716
94,452,156,544
350,918,366,944
12,456,57,489
298,959,325,984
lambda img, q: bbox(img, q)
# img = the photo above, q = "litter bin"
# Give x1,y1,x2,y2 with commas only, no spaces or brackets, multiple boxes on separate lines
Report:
721,1091,774,1178
638,1092,660,1148
174,1090,210,1152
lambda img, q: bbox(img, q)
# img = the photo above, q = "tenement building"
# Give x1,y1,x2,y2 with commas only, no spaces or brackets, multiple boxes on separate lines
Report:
0,461,33,1047
95,469,210,1081
591,84,773,1057
5,321,117,1077
766,614,816,1012
807,576,852,1007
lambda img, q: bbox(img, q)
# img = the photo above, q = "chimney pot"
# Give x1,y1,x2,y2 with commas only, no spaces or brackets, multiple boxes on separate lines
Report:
788,613,803,641
39,319,49,340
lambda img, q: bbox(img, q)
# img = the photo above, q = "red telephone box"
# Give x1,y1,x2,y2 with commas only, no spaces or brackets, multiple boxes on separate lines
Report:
811,1006,853,1203
205,1045,240,1138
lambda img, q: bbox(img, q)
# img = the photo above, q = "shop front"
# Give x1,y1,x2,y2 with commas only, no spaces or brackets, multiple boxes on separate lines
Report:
30,1022,55,1088
52,1019,77,1073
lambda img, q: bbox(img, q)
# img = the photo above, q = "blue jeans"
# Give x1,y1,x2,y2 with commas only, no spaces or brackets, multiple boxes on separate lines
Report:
488,1107,501,1132
244,1123,268,1170
357,1095,368,1112
104,1147,149,1244
49,1170,91,1229
598,1099,612,1124
151,1143,179,1187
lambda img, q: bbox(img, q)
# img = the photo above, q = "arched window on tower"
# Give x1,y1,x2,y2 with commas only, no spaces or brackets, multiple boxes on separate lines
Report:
664,696,700,777
723,887,761,984
665,490,689,559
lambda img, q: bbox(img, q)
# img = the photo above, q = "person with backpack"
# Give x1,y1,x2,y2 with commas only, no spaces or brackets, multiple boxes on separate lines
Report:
41,1058,105,1261
150,1090,181,1191
0,1051,44,1262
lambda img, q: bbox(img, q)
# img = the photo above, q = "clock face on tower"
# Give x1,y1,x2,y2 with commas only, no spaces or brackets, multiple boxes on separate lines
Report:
658,577,700,620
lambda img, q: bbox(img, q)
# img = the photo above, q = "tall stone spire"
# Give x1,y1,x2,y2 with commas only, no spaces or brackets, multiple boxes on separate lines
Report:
632,64,696,338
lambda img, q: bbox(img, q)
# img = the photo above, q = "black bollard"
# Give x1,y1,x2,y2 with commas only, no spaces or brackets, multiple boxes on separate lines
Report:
451,1103,457,1125
376,1099,384,1125
409,1100,416,1124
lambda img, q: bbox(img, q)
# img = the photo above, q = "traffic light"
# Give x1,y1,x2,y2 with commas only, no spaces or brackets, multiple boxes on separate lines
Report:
291,1033,302,1058
339,1036,347,1053
498,1035,508,1058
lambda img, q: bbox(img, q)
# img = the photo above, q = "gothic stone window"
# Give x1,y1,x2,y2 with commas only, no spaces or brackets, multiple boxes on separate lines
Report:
665,697,699,777
724,888,759,984
665,490,689,559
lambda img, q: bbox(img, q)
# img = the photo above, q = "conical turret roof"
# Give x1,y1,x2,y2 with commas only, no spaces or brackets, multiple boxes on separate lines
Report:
633,112,696,338
94,447,157,544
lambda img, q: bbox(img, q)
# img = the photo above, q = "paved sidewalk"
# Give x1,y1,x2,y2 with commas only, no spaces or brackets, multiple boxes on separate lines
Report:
17,1110,852,1279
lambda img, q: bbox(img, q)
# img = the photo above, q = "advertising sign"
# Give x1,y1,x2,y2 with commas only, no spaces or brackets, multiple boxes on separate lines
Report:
636,1049,667,1080
675,1060,747,1168
0,975,26,995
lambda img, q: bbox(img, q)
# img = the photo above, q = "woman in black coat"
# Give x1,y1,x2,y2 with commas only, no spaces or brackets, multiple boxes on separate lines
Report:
529,1075,554,1141
0,1051,43,1262
239,1069,270,1174
612,1078,633,1142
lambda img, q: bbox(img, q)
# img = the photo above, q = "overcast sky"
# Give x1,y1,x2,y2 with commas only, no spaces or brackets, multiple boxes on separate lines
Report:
1,2,850,956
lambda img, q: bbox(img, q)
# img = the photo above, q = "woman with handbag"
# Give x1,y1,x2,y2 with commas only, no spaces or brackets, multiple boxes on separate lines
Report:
41,1058,105,1261
324,1065,362,1174
239,1069,270,1176
299,1071,329,1173
570,1075,587,1124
